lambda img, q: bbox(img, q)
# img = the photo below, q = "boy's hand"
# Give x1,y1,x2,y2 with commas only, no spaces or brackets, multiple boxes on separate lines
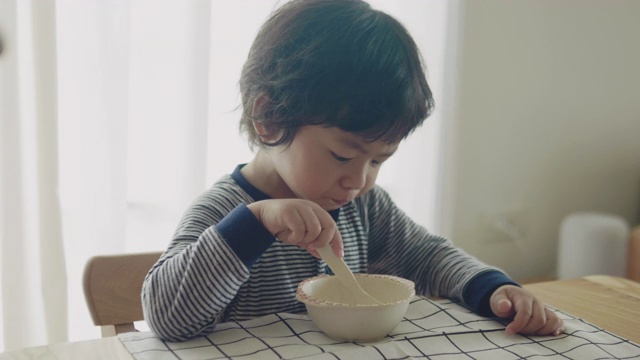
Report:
248,199,343,258
490,285,564,336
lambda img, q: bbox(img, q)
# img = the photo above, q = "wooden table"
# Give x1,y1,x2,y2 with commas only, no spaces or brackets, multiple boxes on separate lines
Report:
0,336,131,360
524,275,640,343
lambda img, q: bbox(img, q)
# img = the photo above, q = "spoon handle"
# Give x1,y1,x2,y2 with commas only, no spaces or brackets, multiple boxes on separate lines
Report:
316,245,382,305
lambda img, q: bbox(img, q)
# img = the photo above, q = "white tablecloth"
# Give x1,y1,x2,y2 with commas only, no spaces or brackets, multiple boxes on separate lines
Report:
120,297,640,360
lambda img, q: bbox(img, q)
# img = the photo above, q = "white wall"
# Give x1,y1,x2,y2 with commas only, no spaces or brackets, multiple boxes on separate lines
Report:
446,0,640,281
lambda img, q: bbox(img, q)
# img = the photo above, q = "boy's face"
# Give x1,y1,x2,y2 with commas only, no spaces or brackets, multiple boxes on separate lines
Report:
269,126,398,210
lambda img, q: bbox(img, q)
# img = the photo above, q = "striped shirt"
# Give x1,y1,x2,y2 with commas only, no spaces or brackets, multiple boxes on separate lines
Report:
142,165,516,341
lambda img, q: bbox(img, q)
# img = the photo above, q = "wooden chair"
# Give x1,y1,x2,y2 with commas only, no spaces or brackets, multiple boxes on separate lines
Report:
82,251,162,337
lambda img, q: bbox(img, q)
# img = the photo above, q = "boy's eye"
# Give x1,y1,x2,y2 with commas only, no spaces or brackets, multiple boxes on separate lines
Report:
331,152,352,163
371,159,381,167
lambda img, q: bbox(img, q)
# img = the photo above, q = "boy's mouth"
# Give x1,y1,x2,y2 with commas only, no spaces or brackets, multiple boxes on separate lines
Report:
329,198,350,207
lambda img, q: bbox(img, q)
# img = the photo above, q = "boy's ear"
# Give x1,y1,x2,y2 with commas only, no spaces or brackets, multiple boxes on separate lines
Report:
252,94,281,143
252,120,271,139
253,121,283,144
251,94,270,118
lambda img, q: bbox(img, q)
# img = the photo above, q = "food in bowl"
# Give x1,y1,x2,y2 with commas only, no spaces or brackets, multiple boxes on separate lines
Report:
296,274,415,342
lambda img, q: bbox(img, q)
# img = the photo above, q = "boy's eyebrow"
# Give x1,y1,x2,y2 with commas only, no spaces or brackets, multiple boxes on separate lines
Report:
338,137,397,158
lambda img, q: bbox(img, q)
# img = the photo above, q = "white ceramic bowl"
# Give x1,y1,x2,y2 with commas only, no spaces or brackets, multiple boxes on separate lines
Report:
296,274,415,342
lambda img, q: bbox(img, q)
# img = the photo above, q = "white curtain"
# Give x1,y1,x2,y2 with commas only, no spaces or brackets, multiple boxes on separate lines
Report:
0,0,452,351
0,0,67,351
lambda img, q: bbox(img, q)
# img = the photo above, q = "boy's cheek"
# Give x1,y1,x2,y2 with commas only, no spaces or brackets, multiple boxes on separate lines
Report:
357,184,375,198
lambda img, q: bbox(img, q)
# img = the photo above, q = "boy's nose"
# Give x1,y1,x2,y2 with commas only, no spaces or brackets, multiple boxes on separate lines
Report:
340,166,367,191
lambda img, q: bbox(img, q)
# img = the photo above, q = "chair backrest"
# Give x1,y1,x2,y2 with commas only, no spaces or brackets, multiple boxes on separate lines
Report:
82,251,162,337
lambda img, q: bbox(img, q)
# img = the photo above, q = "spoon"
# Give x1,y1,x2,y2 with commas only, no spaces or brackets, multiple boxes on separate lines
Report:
316,245,382,305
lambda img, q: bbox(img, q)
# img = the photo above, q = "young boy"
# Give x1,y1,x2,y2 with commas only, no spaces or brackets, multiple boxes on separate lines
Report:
142,0,563,342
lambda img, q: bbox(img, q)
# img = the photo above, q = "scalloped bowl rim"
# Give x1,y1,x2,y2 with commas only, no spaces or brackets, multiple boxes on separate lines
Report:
296,273,415,307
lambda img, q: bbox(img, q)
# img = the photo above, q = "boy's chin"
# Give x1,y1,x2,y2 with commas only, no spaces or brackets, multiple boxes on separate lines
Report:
302,196,351,211
304,198,341,211
323,199,350,210
322,205,341,211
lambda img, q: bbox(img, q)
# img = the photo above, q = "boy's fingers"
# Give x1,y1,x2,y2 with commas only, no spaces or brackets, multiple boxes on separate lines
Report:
491,285,563,337
275,229,292,242
310,206,338,243
495,298,513,318
309,225,335,251
298,207,323,244
535,308,564,336
505,297,533,335
490,287,515,318
518,301,547,334
509,308,528,335
282,209,306,243
308,226,342,254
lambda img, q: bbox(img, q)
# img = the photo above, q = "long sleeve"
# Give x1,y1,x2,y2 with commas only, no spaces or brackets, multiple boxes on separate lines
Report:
141,179,275,341
362,186,517,313
142,173,322,342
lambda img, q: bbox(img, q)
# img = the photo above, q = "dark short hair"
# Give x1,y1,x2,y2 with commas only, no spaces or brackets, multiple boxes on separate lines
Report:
239,0,434,148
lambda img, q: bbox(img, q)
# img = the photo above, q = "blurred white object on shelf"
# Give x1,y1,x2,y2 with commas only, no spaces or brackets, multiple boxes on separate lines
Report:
557,212,629,279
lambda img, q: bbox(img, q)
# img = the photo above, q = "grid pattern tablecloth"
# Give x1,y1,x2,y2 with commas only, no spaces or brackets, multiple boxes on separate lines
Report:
120,297,640,359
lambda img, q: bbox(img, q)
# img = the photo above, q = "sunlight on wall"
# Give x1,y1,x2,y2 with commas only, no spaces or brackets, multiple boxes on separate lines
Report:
368,0,448,234
206,1,273,184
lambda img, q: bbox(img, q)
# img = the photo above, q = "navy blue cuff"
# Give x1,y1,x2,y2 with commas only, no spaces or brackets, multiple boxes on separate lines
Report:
463,270,520,317
215,204,275,268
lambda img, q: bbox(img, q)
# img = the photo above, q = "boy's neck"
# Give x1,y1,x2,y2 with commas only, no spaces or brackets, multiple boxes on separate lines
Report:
241,152,297,200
